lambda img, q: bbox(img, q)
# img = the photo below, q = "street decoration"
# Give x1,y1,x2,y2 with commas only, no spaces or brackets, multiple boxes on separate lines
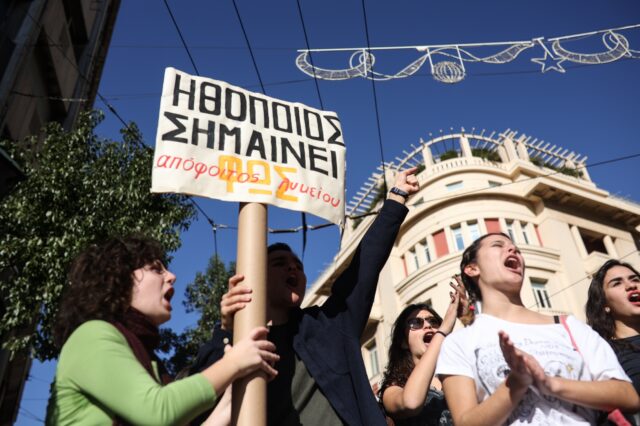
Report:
296,24,640,83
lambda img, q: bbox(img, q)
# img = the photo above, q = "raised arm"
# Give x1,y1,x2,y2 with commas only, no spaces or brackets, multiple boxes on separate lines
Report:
322,168,418,336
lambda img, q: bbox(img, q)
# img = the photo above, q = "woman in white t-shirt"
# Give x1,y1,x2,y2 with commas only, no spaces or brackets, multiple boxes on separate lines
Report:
435,233,639,426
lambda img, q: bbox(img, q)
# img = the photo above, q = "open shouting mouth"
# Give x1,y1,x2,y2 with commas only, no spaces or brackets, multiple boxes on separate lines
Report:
628,290,640,305
504,255,522,276
163,287,174,310
286,275,299,289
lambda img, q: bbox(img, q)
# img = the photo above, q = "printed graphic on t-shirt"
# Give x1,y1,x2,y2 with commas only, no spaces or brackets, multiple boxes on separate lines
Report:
475,337,591,424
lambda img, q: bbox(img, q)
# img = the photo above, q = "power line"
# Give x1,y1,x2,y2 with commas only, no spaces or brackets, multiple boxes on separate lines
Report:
404,56,639,80
409,151,640,210
23,10,221,253
11,90,88,102
361,0,389,194
229,0,313,255
230,0,266,94
526,248,639,309
16,58,638,103
163,150,640,306
113,43,295,51
294,0,325,111
161,150,640,234
27,374,50,384
293,0,327,257
18,407,44,422
160,0,226,259
14,77,313,102
28,11,142,147
162,0,200,76
20,9,640,259
24,42,297,50
189,197,219,256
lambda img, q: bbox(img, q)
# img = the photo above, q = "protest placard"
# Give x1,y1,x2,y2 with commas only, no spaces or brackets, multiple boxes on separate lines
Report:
152,67,346,224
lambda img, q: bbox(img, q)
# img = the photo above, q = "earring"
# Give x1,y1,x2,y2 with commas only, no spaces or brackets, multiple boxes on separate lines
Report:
604,307,611,313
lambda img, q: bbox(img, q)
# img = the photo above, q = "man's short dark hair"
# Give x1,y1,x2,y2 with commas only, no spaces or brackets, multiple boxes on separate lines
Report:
268,242,294,255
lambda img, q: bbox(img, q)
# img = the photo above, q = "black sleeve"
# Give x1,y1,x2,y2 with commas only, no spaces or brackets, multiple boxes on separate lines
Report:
615,346,640,396
188,325,232,375
321,199,408,337
188,325,232,425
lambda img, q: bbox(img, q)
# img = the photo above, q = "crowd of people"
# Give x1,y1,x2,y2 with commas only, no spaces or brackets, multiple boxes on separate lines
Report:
45,166,640,425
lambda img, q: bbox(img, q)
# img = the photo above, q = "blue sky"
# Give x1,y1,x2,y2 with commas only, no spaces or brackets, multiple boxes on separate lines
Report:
17,0,640,423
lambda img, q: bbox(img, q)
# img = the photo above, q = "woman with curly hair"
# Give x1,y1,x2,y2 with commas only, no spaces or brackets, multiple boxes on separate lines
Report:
378,279,468,426
586,259,640,423
436,233,639,426
46,235,278,425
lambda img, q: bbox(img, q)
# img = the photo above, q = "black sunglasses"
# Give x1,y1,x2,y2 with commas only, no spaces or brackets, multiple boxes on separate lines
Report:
407,316,442,330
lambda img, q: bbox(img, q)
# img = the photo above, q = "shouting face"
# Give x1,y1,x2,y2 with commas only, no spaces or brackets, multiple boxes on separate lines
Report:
406,309,443,361
267,249,307,313
603,265,640,321
464,234,525,298
130,260,176,326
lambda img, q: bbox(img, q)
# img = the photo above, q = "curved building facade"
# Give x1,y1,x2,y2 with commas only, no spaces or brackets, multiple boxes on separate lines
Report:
303,129,640,393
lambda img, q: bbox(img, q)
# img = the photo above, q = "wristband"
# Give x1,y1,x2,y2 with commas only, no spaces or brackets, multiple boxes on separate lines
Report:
389,186,409,199
435,330,447,338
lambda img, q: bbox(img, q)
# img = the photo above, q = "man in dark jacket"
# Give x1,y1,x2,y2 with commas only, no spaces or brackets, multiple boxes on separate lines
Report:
190,168,418,425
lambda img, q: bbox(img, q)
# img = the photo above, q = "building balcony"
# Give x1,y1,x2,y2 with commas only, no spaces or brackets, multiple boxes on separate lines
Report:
417,155,507,182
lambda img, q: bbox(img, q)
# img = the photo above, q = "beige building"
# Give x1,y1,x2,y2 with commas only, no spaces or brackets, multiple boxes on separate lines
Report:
303,129,640,393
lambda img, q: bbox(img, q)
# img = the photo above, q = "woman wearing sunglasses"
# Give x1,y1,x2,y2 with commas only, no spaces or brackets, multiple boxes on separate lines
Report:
378,279,469,426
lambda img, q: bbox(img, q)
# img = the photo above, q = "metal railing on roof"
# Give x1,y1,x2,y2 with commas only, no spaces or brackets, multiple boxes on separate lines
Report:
346,128,588,216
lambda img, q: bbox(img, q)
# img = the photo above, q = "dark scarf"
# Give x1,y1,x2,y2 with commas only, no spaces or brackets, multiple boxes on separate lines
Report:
110,308,172,425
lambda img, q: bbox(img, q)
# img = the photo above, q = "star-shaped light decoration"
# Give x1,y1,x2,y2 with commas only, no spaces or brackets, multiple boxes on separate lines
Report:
531,50,566,73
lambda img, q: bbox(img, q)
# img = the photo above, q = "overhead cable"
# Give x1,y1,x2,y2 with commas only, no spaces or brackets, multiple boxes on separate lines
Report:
294,0,325,111
23,10,221,254
360,0,389,194
162,0,200,76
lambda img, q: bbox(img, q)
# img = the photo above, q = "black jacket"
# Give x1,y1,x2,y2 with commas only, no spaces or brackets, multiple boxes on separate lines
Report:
190,199,408,425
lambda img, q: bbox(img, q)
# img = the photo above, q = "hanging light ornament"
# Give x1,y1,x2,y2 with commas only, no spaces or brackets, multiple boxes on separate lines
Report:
295,24,640,84
433,61,465,83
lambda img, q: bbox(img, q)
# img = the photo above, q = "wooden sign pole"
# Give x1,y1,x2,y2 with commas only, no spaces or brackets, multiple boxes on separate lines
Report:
232,202,268,426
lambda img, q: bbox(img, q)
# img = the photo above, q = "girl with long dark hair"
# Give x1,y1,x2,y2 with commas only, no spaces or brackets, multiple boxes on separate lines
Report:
46,235,278,425
586,259,640,423
378,279,469,426
435,233,639,425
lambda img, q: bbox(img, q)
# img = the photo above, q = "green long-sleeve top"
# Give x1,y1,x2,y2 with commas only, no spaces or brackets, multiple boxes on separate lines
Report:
46,320,217,425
